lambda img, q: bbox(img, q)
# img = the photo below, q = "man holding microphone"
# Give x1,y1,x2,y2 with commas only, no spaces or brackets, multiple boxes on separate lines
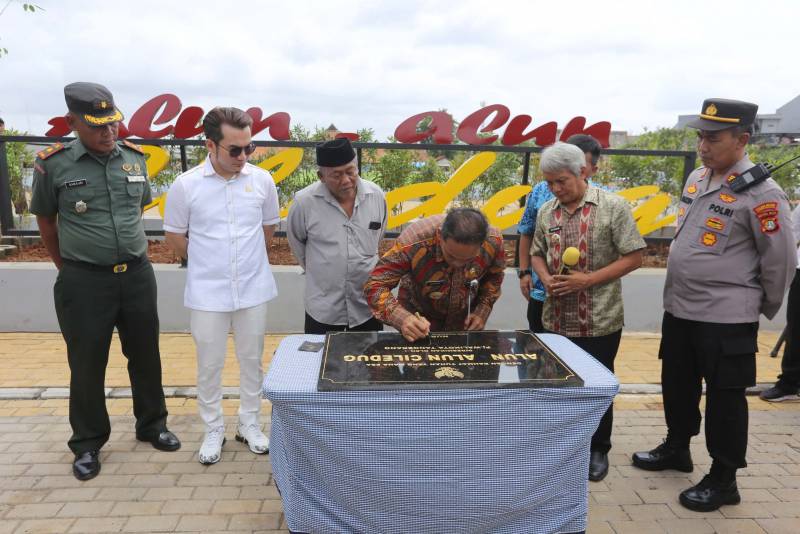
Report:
531,142,645,481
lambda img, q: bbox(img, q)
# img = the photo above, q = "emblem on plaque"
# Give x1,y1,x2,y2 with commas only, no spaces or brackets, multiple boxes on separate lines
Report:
75,200,87,213
435,367,465,379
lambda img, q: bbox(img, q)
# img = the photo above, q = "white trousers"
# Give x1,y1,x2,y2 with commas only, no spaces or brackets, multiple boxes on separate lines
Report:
190,302,267,431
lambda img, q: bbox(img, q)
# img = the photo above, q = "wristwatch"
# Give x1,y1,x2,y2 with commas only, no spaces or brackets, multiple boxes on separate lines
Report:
517,268,532,279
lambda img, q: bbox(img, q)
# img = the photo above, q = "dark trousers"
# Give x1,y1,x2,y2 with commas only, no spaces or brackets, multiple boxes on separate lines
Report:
778,269,800,390
659,312,757,469
304,313,384,335
549,329,622,453
55,260,168,454
526,298,545,333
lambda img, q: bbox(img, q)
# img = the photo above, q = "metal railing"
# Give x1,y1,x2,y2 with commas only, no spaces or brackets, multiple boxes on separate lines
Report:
0,134,697,242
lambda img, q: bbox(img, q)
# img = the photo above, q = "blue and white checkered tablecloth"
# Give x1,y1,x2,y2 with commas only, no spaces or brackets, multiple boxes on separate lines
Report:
263,333,618,534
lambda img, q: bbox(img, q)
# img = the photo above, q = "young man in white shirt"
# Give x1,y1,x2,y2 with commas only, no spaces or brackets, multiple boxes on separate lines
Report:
164,107,280,464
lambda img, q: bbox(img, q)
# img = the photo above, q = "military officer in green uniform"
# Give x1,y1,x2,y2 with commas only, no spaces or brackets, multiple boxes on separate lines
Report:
30,82,181,481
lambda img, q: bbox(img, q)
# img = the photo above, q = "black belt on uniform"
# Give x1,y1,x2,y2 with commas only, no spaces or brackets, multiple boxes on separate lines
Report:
62,256,146,273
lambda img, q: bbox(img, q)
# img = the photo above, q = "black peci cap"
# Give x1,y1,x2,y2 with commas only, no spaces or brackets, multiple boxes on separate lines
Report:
686,98,758,131
64,82,124,126
316,138,356,167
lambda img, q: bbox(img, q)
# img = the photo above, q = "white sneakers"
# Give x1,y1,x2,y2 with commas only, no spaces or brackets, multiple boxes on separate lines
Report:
198,424,269,464
235,423,270,454
198,426,226,465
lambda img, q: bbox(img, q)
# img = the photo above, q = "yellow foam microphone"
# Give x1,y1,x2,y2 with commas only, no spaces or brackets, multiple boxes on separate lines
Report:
560,247,580,275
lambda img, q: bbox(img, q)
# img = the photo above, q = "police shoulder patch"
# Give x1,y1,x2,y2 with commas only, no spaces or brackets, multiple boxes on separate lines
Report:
121,139,145,154
37,142,65,160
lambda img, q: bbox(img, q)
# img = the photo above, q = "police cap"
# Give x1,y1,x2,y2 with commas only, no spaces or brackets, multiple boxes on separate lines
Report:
686,98,758,131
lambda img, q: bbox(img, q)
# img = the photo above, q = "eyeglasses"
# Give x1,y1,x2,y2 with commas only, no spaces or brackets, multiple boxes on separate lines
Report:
217,142,256,157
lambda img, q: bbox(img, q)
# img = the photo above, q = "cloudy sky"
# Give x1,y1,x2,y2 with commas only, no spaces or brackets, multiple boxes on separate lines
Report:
0,0,797,139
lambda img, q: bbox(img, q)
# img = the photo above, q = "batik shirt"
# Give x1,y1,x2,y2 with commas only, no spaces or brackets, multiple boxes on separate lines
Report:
364,215,506,331
531,187,645,337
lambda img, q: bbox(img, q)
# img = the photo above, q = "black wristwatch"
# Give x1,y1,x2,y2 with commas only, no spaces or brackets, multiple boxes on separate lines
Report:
517,268,532,279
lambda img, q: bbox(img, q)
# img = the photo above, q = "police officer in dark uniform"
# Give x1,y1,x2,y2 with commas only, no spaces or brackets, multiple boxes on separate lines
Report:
30,82,181,481
632,98,796,511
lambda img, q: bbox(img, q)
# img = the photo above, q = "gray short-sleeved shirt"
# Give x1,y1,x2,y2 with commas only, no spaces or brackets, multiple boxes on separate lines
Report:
287,179,387,327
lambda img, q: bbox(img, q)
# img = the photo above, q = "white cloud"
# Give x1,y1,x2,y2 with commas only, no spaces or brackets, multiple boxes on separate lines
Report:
1,0,798,138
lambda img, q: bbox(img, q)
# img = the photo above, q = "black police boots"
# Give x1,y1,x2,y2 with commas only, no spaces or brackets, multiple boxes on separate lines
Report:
679,464,740,512
632,439,693,472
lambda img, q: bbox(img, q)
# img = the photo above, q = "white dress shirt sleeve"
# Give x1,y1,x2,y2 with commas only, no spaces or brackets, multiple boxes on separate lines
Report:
163,177,189,234
262,172,280,226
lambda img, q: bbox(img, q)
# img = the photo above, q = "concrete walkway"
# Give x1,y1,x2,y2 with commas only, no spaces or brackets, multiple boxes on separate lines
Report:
0,332,798,534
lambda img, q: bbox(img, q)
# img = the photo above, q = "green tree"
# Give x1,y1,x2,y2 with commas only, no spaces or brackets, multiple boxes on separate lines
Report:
746,143,800,199
606,127,697,196
372,145,416,194
2,128,34,214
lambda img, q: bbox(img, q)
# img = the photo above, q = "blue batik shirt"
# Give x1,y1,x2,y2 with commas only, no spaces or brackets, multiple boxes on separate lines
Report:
518,179,600,301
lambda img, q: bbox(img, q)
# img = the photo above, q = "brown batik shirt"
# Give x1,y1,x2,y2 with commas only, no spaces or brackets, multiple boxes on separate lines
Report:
531,187,645,337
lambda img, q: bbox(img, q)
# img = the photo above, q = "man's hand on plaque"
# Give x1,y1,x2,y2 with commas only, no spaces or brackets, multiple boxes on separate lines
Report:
464,313,485,331
401,313,431,342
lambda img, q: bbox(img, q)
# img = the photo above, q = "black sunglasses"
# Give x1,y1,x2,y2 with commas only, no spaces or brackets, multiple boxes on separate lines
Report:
218,142,256,157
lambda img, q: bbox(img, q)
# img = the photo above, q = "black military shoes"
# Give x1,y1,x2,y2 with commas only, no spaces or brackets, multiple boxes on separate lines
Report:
589,451,609,481
632,440,693,472
72,450,100,481
679,475,741,512
136,430,181,451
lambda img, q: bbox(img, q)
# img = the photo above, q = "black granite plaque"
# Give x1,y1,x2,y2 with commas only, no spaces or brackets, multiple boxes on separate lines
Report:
317,330,583,391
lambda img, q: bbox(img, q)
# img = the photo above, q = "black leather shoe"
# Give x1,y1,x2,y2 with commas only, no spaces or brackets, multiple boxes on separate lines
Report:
679,475,740,512
589,451,609,481
72,450,100,481
137,430,181,451
632,440,693,472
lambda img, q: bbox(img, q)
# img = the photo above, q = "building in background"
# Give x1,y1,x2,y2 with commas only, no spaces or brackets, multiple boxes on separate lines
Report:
676,94,800,145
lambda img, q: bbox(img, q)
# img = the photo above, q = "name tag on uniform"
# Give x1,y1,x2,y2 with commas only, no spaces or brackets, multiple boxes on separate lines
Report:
681,195,694,204
369,221,381,230
548,226,562,233
126,175,146,183
65,179,87,188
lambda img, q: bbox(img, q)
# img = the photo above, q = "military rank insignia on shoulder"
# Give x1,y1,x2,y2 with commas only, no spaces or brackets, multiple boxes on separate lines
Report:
37,143,65,160
122,139,145,154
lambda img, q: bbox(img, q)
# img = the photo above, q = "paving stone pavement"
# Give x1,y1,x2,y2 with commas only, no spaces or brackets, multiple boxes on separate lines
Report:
0,331,798,533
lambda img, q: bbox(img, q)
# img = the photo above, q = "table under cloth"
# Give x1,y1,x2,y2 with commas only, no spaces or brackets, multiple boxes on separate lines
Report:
263,333,619,534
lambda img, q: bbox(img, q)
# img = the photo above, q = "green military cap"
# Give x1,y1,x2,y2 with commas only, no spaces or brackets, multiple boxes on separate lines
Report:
64,82,124,126
686,98,758,131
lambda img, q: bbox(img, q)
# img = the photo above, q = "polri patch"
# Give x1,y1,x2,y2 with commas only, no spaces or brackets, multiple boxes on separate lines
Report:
753,202,780,234
706,217,725,231
701,231,718,247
